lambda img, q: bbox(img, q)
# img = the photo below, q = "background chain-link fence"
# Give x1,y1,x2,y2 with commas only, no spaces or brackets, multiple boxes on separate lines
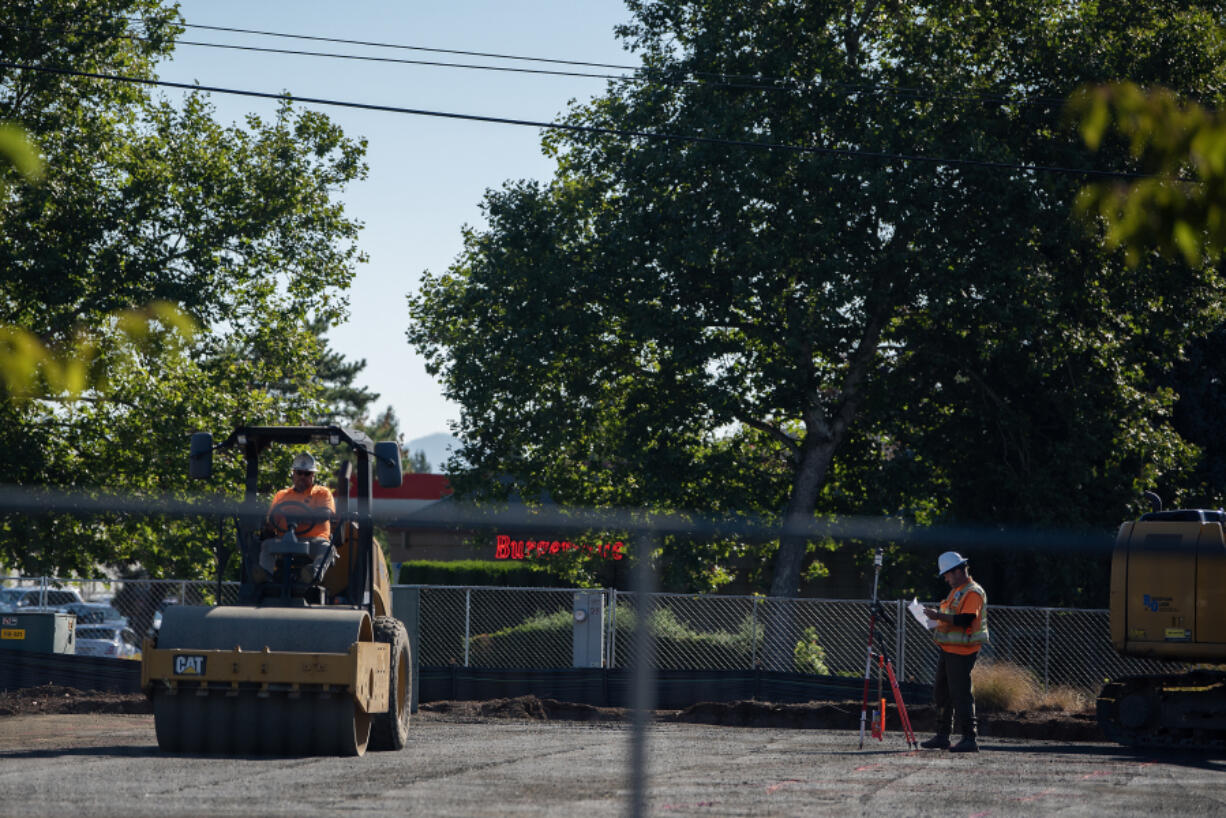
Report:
2,577,1184,693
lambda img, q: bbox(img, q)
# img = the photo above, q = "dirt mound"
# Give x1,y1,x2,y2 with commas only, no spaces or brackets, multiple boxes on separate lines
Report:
0,684,152,717
670,699,1103,741
420,695,628,722
0,686,1102,741
421,694,1103,742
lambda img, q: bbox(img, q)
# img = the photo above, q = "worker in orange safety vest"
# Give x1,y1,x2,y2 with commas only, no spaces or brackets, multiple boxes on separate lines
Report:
921,551,989,753
265,452,335,542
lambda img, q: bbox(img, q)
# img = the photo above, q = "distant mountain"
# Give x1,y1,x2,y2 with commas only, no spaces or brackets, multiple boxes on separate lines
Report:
404,432,460,473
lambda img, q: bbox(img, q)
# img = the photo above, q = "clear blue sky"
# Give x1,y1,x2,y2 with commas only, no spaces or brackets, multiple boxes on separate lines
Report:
159,1,634,440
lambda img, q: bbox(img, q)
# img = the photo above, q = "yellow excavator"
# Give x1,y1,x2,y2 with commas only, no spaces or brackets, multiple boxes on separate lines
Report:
140,425,411,756
1096,498,1226,750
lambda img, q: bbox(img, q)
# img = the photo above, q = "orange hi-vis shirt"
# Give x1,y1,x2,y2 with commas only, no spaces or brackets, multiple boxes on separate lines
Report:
934,579,989,655
268,484,335,540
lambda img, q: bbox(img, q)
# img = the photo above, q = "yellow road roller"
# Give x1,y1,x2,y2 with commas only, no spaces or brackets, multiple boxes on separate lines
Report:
141,425,411,756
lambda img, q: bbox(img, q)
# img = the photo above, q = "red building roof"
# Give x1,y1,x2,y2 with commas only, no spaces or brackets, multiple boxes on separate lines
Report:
345,472,452,501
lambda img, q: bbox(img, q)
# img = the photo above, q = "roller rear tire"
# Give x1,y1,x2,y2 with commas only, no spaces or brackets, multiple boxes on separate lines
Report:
369,615,411,751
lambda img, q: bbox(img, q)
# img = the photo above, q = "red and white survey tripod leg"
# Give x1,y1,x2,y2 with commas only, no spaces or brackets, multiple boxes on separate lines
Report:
858,547,917,750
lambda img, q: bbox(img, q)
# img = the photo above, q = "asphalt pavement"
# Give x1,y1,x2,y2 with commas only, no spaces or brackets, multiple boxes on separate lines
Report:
0,713,1222,816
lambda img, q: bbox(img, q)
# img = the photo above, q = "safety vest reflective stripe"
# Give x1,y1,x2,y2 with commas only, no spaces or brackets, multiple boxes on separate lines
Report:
933,581,989,646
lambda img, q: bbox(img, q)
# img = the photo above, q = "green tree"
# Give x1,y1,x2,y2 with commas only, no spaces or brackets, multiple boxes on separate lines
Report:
271,315,380,425
1071,82,1226,266
0,1,369,576
1068,82,1226,515
409,0,1226,598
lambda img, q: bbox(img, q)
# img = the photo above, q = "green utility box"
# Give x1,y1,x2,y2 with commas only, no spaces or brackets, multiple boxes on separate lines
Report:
0,612,76,654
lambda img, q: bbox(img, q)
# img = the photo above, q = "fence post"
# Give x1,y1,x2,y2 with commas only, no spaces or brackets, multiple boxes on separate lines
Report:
180,580,187,606
1043,608,1051,694
895,599,905,682
750,596,760,670
463,588,472,668
608,588,618,669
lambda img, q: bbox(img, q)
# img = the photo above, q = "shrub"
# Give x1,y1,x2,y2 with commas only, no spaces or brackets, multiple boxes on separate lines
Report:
612,606,760,669
398,559,573,587
469,609,574,667
464,602,835,675
793,626,830,676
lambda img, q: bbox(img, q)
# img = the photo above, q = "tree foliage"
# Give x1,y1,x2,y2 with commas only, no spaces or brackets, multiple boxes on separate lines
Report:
409,0,1226,601
1069,81,1226,518
1071,82,1226,266
0,0,370,577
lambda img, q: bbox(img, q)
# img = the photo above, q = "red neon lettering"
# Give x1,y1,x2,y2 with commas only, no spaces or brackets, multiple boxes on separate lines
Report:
492,534,625,560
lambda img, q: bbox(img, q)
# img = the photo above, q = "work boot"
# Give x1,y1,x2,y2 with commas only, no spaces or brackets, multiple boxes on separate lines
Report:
920,734,950,750
949,736,979,753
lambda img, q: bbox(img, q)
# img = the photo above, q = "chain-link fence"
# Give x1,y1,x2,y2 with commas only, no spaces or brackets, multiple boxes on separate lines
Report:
407,585,1183,694
2,576,1183,693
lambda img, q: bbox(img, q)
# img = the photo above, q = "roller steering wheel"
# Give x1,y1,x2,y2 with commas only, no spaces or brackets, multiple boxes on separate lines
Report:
269,499,319,538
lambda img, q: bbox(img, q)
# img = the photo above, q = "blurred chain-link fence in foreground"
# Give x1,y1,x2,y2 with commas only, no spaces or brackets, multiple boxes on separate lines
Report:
3,576,1174,694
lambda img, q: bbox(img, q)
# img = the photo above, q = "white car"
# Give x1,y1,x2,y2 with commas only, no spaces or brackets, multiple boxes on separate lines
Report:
75,625,142,659
0,587,84,613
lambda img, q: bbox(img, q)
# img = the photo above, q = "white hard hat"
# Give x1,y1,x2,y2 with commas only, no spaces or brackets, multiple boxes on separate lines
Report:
290,453,318,473
937,551,968,576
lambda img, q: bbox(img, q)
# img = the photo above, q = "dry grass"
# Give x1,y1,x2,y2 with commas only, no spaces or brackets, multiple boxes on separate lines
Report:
1034,685,1091,713
970,661,1093,713
971,661,1038,711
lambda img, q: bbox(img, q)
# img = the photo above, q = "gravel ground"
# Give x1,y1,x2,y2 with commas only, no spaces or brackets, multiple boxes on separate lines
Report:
0,710,1221,818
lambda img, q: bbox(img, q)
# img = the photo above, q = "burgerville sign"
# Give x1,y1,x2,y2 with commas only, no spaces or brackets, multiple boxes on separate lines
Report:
495,535,625,561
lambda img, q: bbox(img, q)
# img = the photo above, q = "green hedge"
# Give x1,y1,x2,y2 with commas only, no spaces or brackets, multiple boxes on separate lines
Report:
467,605,829,674
397,559,575,587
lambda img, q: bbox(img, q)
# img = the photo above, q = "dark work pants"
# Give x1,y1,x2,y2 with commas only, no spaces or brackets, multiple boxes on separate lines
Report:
933,649,978,739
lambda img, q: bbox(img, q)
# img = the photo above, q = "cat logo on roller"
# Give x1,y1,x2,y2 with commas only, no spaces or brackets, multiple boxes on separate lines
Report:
173,655,206,675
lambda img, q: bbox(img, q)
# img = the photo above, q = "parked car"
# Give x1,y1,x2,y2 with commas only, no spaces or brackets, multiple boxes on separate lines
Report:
63,601,127,626
0,587,84,613
74,625,141,659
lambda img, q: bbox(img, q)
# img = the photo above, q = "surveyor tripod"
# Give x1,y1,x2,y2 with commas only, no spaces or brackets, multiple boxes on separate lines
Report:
858,548,918,750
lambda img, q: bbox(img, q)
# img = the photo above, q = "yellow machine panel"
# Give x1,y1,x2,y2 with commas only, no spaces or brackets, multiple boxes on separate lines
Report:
1112,517,1226,662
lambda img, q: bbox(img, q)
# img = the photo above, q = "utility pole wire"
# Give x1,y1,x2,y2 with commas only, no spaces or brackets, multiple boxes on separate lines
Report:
143,17,1081,106
4,19,1161,106
0,60,1159,181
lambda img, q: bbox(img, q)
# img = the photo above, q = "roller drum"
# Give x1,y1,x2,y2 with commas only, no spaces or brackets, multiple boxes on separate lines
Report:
157,605,372,652
152,605,374,756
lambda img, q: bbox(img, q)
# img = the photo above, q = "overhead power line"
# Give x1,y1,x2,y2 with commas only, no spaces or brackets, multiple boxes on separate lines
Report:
169,38,650,85
0,60,1155,181
150,18,641,73
122,17,1078,107
5,18,1093,106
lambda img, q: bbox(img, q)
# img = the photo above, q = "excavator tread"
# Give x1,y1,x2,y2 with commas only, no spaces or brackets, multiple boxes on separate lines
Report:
1097,672,1226,753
